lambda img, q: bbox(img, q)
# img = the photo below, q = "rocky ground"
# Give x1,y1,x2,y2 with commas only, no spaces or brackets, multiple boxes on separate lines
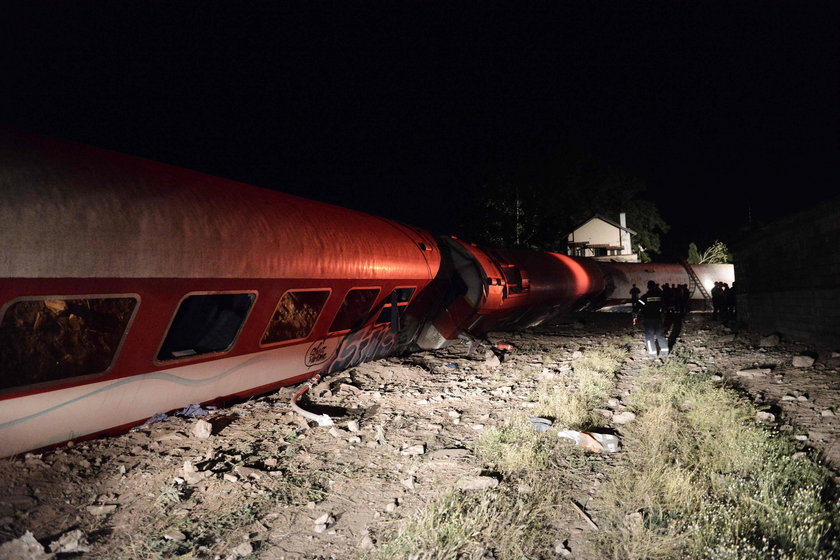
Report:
1,312,838,559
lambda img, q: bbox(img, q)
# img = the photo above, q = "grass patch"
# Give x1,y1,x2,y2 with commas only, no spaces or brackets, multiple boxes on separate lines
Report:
593,358,839,559
534,345,627,430
475,415,556,472
365,472,567,560
367,344,628,559
479,344,629,472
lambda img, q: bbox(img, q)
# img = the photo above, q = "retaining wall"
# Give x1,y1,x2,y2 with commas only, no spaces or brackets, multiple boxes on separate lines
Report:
732,196,840,347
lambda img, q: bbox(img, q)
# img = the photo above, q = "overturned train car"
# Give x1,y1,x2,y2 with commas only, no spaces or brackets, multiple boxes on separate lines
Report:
0,132,726,458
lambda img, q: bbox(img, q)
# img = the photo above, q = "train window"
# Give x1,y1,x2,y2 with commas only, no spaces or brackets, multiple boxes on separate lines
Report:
503,265,525,294
157,293,255,361
261,290,330,345
374,288,416,325
0,296,138,390
394,287,415,303
329,288,380,333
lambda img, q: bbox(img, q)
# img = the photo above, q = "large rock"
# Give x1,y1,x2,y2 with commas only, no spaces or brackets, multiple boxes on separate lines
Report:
759,334,780,347
192,419,213,439
49,530,90,555
484,351,501,367
456,476,499,491
0,531,53,560
612,411,636,424
792,355,815,368
756,411,776,423
736,368,771,378
400,444,426,456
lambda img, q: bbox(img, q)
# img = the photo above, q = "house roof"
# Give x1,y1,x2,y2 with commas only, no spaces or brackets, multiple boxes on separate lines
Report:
567,214,637,236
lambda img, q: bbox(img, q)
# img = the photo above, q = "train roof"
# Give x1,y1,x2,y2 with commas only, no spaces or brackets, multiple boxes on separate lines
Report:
0,131,439,280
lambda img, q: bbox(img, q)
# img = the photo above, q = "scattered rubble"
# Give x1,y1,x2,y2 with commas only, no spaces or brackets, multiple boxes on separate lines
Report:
557,430,620,453
0,313,837,559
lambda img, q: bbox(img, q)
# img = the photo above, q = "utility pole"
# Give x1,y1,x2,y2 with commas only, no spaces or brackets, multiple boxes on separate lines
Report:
515,186,521,246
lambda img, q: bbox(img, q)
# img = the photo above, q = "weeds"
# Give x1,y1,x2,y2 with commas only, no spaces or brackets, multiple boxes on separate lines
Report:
130,455,328,559
476,415,555,472
366,472,567,560
154,483,190,511
593,359,839,559
533,345,627,430
369,343,628,559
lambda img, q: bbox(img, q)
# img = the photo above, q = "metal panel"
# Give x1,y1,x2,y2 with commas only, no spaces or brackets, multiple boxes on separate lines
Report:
0,131,440,281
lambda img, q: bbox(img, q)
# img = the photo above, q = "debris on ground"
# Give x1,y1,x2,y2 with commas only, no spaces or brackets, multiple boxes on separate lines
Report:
557,430,621,453
0,313,837,559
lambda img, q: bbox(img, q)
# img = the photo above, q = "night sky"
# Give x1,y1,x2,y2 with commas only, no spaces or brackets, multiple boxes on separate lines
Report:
3,1,838,261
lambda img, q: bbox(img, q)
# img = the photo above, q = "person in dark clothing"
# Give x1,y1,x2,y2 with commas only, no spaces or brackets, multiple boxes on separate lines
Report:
629,283,641,312
662,283,675,332
711,282,724,319
679,283,691,315
638,280,669,357
629,283,641,325
725,281,737,320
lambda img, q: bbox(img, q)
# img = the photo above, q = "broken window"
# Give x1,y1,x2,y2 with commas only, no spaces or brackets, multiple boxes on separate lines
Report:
501,264,525,294
157,293,254,361
328,288,380,333
0,296,138,390
375,288,416,325
261,290,330,345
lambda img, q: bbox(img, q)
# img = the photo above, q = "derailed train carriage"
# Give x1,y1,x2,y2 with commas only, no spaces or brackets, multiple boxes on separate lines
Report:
0,131,728,458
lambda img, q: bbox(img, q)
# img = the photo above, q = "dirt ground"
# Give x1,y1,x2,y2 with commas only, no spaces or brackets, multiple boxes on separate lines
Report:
1,312,838,559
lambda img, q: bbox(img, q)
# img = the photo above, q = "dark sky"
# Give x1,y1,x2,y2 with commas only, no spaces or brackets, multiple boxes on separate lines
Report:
3,1,838,260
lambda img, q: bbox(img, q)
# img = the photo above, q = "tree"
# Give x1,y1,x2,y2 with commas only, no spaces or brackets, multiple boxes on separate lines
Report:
687,240,732,264
468,144,670,260
686,242,703,264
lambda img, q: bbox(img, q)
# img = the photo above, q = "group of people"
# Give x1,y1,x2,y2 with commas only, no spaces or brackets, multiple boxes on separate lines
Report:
629,279,737,358
711,281,736,321
630,282,693,317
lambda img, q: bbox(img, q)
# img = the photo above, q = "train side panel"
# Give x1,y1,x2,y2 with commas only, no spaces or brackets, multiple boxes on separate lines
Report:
597,262,735,306
415,239,606,349
0,132,442,457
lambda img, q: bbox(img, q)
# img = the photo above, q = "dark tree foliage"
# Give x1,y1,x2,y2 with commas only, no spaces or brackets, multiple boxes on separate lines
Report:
687,242,703,265
687,241,732,264
468,145,670,260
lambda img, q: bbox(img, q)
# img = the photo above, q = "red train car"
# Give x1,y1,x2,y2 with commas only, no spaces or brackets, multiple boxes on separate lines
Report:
0,131,640,458
0,131,441,457
413,238,606,349
596,262,735,307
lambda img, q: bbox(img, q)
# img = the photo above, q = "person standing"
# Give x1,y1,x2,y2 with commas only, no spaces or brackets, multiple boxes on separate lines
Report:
725,281,737,321
711,282,724,319
629,283,641,311
629,283,641,325
638,280,669,357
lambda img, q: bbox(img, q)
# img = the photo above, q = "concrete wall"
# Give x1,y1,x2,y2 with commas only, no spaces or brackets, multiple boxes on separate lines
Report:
732,196,840,347
598,261,734,303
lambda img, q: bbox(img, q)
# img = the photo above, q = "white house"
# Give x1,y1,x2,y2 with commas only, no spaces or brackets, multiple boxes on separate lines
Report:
566,213,639,262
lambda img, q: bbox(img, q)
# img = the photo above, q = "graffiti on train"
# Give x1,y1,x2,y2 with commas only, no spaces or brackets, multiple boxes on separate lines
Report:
325,324,397,374
305,338,331,367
